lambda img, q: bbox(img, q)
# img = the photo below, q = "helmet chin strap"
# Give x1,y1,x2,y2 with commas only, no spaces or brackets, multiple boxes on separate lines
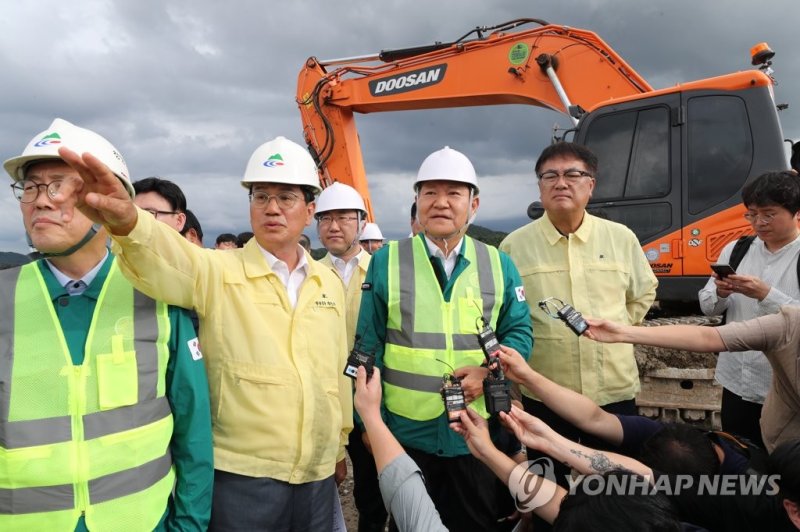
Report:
421,190,476,257
34,223,102,258
333,213,364,259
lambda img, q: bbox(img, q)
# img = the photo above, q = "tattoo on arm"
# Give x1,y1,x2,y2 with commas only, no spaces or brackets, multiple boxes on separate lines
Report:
569,448,627,474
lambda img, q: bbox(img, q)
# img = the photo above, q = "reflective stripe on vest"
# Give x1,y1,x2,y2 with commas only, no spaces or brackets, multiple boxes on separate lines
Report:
383,236,504,420
0,262,174,528
0,451,173,512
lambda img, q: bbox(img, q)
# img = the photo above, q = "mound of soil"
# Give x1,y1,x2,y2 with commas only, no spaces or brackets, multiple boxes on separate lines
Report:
635,316,721,375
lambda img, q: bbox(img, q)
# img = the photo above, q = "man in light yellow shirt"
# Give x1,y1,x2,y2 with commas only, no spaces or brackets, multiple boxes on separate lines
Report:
58,136,352,532
500,142,656,467
315,182,387,532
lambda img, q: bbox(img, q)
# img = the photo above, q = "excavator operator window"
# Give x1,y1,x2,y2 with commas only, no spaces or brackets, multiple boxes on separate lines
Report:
687,96,753,215
584,106,670,202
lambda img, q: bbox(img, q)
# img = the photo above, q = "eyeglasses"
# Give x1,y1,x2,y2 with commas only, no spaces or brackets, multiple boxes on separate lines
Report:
11,180,63,203
317,214,359,226
142,208,180,219
743,212,776,224
249,191,300,209
537,169,593,185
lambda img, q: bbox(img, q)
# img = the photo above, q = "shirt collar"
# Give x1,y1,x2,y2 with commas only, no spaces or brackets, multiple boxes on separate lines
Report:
422,234,464,260
258,243,309,275
42,250,112,300
331,250,363,270
540,211,593,244
46,249,109,289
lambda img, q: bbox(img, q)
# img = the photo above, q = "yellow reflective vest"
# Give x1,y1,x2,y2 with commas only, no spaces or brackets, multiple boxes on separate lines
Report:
0,262,174,531
382,237,503,421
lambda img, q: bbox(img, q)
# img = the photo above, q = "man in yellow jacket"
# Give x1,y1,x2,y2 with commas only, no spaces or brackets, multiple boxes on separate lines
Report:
57,136,353,531
315,182,387,532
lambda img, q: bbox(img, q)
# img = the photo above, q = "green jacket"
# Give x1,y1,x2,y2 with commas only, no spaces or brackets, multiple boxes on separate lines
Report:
35,255,213,531
355,234,533,456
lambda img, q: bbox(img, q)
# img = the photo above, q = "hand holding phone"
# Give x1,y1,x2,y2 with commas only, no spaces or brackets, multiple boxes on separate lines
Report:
710,263,736,279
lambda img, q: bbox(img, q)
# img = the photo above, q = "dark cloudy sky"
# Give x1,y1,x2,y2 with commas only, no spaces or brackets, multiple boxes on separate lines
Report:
1,0,797,252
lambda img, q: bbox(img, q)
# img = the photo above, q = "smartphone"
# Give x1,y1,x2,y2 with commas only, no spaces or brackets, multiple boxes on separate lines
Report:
710,263,737,279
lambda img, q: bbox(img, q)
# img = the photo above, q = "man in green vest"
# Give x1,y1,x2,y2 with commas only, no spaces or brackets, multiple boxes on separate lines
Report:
315,182,386,532
0,118,213,531
354,146,533,530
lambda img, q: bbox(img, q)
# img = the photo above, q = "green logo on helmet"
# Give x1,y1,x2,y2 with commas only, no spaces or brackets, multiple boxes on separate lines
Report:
263,153,285,168
34,133,62,148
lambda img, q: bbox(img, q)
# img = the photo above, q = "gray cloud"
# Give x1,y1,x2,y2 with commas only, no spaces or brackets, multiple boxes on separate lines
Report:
1,0,797,251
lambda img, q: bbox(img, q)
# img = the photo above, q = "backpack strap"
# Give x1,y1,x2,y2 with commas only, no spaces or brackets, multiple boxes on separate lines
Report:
728,235,756,270
721,236,756,324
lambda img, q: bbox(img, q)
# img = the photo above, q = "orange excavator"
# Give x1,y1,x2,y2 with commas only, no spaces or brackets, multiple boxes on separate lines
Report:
296,18,789,303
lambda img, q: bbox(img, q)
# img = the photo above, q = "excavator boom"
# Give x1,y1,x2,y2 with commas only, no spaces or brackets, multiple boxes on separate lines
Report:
297,22,652,216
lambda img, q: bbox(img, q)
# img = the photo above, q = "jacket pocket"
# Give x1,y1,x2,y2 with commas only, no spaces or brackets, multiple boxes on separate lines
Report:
215,365,299,462
96,342,138,410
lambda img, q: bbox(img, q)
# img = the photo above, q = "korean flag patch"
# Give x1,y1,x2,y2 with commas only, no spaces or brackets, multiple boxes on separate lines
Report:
188,337,203,361
515,286,526,302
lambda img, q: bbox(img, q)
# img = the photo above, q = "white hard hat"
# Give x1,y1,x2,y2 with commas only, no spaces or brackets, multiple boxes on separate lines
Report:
241,136,321,195
315,182,366,216
360,222,384,241
3,118,134,197
414,146,479,194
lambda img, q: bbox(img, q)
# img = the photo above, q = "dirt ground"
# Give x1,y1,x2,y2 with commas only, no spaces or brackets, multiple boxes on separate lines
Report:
338,456,360,531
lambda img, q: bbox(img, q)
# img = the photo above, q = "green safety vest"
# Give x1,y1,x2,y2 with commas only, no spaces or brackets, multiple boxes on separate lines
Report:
383,236,504,421
0,262,175,531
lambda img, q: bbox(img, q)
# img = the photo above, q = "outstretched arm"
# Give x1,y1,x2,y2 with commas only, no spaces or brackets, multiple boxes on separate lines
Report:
501,406,652,478
583,318,725,353
453,408,565,524
354,367,402,473
353,367,447,531
497,346,624,446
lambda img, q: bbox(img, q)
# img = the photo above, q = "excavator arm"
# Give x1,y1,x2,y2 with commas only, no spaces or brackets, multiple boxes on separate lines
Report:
296,19,653,217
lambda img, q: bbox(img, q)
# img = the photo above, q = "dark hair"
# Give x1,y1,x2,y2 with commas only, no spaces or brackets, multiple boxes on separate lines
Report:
216,233,237,245
535,142,599,177
638,423,720,476
299,233,311,250
741,171,800,213
236,231,254,248
553,471,680,532
180,209,203,241
791,142,800,174
410,202,417,219
768,439,800,505
133,177,187,213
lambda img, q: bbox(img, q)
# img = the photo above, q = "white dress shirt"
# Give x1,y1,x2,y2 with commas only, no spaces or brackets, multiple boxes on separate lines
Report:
331,250,365,286
699,235,800,403
258,244,309,308
423,235,463,279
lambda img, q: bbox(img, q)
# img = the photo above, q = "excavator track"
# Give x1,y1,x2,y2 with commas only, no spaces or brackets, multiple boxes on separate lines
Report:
635,315,723,429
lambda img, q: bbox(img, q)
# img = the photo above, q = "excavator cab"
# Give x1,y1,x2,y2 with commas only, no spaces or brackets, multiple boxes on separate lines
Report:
576,78,787,300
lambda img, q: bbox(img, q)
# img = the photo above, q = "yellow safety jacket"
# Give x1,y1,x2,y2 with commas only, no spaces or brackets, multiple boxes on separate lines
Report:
383,237,503,421
0,262,175,531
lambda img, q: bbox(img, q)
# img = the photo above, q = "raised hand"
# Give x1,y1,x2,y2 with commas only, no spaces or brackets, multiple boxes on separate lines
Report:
500,405,553,453
496,346,533,383
353,366,382,423
452,407,495,461
56,147,138,235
